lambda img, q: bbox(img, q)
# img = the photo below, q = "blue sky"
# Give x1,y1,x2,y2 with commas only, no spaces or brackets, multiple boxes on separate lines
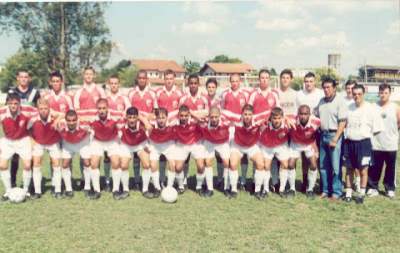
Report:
0,1,399,77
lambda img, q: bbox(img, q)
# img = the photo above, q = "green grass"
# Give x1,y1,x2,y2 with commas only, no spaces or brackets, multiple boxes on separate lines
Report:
0,154,400,253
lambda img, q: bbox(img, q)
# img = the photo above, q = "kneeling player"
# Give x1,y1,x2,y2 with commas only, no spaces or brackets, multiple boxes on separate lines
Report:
29,98,62,199
259,107,291,198
289,105,320,198
200,107,230,197
119,107,153,199
173,105,207,195
229,104,264,199
59,110,92,198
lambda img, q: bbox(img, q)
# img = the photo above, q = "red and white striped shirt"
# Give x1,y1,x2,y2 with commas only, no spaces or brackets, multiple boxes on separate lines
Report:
259,123,290,148
43,90,74,114
233,121,260,147
128,86,157,114
290,116,320,145
220,88,249,123
106,91,130,113
29,116,61,145
248,88,279,124
179,91,209,111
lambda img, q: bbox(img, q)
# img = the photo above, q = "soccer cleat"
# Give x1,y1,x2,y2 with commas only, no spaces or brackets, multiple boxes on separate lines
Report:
224,190,230,198
387,191,395,199
230,191,238,198
177,188,185,195
261,190,269,199
238,182,246,191
254,191,262,200
113,191,121,200
64,191,74,198
133,183,141,191
306,191,315,199
119,191,130,200
142,191,154,199
343,196,352,203
203,190,214,198
195,189,204,197
103,183,112,193
54,192,63,199
31,193,42,200
367,189,379,197
279,191,287,198
90,191,101,200
153,189,161,198
355,196,364,204
83,190,91,198
287,190,296,198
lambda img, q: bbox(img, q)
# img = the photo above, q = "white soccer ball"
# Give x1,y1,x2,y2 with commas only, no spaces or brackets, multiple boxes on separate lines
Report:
8,187,27,203
161,187,178,203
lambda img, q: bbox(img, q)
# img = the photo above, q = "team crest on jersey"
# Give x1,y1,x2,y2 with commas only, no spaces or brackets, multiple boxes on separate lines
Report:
278,131,286,139
304,130,313,139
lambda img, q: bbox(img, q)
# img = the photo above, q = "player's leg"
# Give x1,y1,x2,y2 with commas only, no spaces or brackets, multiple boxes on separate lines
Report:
263,158,273,197
21,158,33,197
251,152,265,200
139,150,154,198
103,152,111,192
174,160,186,194
344,166,354,202
239,155,248,190
288,157,298,196
32,155,43,198
132,152,141,191
383,151,397,198
215,152,224,188
159,155,167,188
279,159,291,197
110,154,124,199
0,159,11,200
195,158,206,196
367,150,383,197
306,155,318,198
89,155,102,199
141,149,160,197
48,145,62,198
119,157,131,199
182,155,190,189
228,151,241,198
61,158,74,198
10,154,19,188
355,167,368,204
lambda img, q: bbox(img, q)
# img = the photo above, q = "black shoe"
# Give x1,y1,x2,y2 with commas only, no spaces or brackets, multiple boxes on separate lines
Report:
90,191,101,200
261,190,268,199
120,191,130,200
133,183,141,191
31,193,42,200
50,188,56,197
142,191,154,199
287,190,296,198
279,191,287,198
224,190,230,198
216,179,223,190
343,196,352,203
238,183,245,191
254,191,262,200
64,191,74,198
196,189,204,197
355,196,364,204
230,191,238,198
177,188,185,195
78,180,85,191
54,192,63,199
103,183,111,193
306,191,315,199
113,191,121,200
203,190,214,198
153,189,161,198
84,190,91,198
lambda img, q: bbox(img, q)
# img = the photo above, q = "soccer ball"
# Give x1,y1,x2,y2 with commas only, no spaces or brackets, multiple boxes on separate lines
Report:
8,187,27,203
161,187,178,203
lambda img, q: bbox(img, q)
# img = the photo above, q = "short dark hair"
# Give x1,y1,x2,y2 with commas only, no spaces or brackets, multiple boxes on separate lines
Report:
280,69,293,79
49,71,63,81
6,93,21,103
271,107,284,117
379,83,391,92
179,105,190,113
258,69,271,78
155,107,168,117
345,80,357,87
16,69,30,76
65,109,77,119
188,73,200,83
242,104,253,113
304,72,315,79
164,69,176,77
126,106,138,116
321,77,337,88
352,84,365,93
96,98,108,106
205,78,218,88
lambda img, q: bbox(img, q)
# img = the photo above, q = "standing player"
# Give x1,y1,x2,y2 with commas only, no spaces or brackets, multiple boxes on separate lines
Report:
43,71,74,117
0,94,34,200
289,105,320,198
368,84,400,198
156,69,183,122
29,98,62,199
343,84,383,204
229,104,264,198
259,107,291,198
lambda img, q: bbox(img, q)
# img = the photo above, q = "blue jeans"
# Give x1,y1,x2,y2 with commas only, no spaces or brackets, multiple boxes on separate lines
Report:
319,132,343,197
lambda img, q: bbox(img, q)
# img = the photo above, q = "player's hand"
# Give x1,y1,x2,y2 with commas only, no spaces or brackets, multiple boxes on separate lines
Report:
328,139,337,148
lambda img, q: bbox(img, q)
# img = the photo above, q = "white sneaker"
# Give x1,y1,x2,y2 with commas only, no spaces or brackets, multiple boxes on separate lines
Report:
367,189,379,197
387,191,395,198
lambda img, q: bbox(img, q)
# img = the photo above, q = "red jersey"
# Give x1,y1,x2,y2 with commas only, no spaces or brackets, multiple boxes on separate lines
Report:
0,107,31,140
260,123,289,148
29,116,61,145
73,83,106,110
128,86,157,114
156,86,183,112
173,121,202,145
200,120,230,144
234,122,260,147
120,122,147,146
43,90,74,114
206,94,221,109
220,88,248,122
149,125,175,144
60,126,89,144
290,116,320,145
248,88,279,124
179,92,209,111
106,92,130,113
90,117,118,142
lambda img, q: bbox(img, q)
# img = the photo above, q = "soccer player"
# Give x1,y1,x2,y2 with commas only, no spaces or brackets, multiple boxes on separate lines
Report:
0,94,34,200
343,84,383,204
179,74,209,120
289,105,320,198
29,98,62,199
173,105,207,195
156,69,183,122
89,98,121,199
368,84,400,198
59,110,92,198
43,71,74,116
119,107,154,199
229,104,264,198
200,106,230,197
259,107,291,198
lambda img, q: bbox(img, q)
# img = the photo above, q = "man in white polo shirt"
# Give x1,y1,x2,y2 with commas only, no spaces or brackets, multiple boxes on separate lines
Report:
342,84,383,204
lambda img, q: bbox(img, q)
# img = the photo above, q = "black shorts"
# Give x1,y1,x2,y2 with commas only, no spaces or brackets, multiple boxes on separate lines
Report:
342,138,372,169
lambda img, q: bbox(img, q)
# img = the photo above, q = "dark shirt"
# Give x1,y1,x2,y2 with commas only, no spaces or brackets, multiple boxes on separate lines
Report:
8,85,40,106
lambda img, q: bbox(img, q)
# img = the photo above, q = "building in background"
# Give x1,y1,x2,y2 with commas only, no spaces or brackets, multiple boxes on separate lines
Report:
328,54,341,74
132,59,185,86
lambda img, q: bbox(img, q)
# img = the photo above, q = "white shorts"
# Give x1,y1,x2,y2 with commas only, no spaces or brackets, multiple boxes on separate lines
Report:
290,142,316,159
149,141,176,161
260,143,290,161
32,142,61,159
120,141,148,158
89,139,120,157
61,137,91,160
0,136,32,160
203,140,230,160
230,142,261,159
174,142,206,161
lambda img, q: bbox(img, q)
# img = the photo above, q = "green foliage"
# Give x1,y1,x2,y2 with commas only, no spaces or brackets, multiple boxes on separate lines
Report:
0,50,49,92
183,59,201,75
291,77,303,91
208,54,242,63
118,65,138,87
315,67,341,83
98,59,131,83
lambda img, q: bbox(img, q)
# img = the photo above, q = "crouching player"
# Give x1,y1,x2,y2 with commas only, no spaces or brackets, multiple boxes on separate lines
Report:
59,110,92,198
29,98,62,199
89,98,121,199
0,94,34,200
118,107,153,200
200,106,230,197
173,105,207,195
229,104,264,199
289,105,320,199
259,107,291,198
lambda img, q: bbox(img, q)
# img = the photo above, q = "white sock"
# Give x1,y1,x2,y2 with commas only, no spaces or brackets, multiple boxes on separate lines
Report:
121,170,129,192
151,171,161,190
142,169,151,192
223,168,229,190
355,176,361,192
62,168,72,192
176,172,184,189
22,170,32,192
263,170,271,192
167,171,175,187
254,170,264,192
53,167,62,193
33,167,42,194
229,170,239,192
83,166,91,190
111,169,122,192
307,169,318,192
205,167,214,191
90,168,100,192
360,188,366,196
0,170,11,195
288,169,296,191
196,172,205,190
279,169,288,193
346,188,352,198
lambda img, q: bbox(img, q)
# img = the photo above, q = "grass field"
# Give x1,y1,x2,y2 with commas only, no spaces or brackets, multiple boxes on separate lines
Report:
0,153,399,253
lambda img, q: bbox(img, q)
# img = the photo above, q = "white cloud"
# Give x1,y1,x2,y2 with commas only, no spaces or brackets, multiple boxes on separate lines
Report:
387,20,400,35
278,31,350,51
256,18,304,31
180,21,221,34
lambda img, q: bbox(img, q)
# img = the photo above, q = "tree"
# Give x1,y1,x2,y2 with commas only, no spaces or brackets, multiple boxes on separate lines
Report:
208,54,242,63
291,77,303,91
98,59,131,83
0,2,111,85
183,58,201,75
315,67,341,84
118,65,138,87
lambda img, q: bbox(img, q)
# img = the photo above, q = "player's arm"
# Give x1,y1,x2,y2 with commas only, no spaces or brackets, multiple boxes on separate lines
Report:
138,114,153,131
